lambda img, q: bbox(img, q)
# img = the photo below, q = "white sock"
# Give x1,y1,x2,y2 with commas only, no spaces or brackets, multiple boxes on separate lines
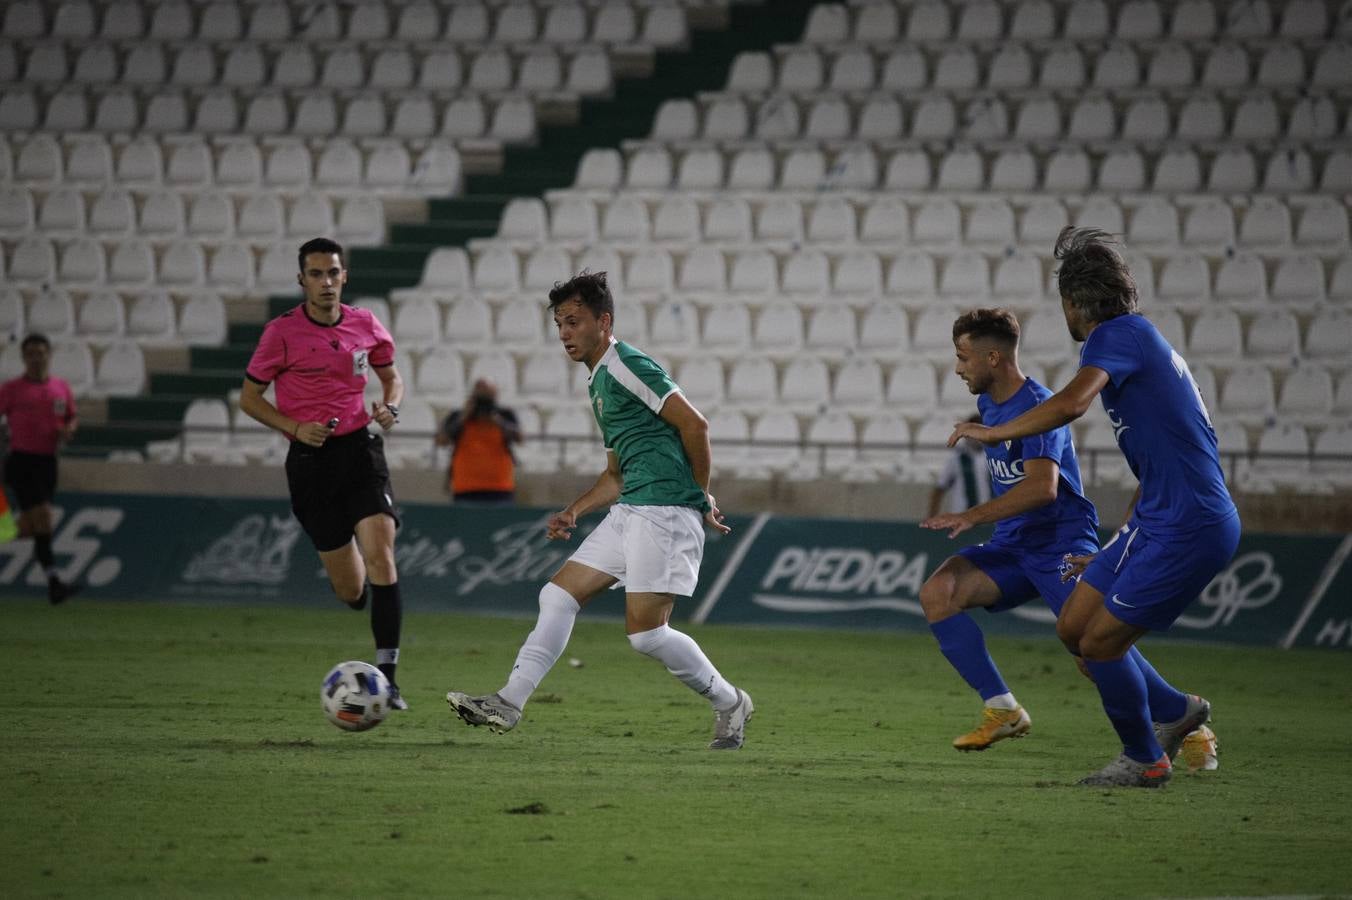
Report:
499,583,581,710
376,648,399,666
985,692,1019,711
627,625,738,710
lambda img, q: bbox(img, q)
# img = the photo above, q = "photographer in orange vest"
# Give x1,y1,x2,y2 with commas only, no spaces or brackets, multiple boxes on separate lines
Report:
436,378,522,505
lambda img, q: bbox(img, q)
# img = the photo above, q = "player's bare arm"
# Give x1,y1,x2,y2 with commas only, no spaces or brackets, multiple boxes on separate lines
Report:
949,366,1111,447
369,362,404,431
547,452,623,541
659,392,731,535
239,377,333,447
921,458,1061,538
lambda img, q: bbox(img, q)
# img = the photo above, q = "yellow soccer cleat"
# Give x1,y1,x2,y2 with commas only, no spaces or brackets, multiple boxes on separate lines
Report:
952,706,1032,752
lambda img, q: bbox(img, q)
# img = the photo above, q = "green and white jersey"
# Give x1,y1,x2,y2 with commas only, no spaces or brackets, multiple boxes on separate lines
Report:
587,338,709,512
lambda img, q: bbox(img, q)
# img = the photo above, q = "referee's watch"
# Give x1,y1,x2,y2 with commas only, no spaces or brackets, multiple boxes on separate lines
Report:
384,403,399,420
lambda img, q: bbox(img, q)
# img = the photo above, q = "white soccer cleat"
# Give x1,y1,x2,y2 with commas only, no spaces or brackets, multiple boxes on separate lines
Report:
446,691,521,733
1078,752,1172,788
1154,695,1211,761
709,688,754,750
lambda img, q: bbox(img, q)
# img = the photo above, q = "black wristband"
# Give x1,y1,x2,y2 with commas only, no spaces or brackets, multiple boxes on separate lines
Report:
384,403,399,420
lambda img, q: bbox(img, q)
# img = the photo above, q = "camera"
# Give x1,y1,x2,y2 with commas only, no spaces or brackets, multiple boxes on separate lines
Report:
472,396,496,416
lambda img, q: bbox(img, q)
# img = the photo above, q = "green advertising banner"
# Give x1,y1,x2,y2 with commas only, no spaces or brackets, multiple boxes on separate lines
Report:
1,493,1347,651
1279,534,1352,650
0,493,748,620
692,514,1351,648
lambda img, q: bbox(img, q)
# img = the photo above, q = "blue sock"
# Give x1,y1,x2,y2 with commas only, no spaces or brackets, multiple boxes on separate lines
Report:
1084,657,1164,764
929,613,1010,702
1128,648,1188,723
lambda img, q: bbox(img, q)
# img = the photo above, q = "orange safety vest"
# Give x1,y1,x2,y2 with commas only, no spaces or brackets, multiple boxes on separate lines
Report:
449,418,515,495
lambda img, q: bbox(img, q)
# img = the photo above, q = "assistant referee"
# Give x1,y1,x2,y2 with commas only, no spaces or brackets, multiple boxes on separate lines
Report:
0,333,78,604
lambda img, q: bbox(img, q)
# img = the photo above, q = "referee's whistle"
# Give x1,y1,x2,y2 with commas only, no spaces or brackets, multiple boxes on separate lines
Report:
326,418,339,430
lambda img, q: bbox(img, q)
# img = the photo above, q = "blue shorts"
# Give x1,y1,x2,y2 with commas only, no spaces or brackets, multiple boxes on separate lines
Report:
1082,512,1241,632
958,538,1099,616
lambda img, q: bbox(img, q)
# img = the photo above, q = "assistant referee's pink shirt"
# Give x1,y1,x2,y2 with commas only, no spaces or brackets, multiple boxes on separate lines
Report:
245,304,395,438
0,375,76,455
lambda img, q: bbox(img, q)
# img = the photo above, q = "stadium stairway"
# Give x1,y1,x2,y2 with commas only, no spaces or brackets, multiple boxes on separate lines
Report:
70,0,819,458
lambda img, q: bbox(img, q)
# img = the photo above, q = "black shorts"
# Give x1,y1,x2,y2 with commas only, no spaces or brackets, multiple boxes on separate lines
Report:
4,451,58,511
284,429,400,553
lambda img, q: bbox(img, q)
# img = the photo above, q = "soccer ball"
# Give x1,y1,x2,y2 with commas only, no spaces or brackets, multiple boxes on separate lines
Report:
321,661,392,732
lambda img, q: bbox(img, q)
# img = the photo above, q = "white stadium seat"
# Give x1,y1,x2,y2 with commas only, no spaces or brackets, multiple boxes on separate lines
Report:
670,356,724,405
625,248,675,295
78,290,127,340
1220,364,1276,424
726,357,777,410
1304,310,1352,361
779,357,830,412
833,252,883,297
859,303,909,358
649,300,699,352
1157,254,1211,307
495,297,546,348
94,340,145,397
1278,366,1334,421
417,347,466,398
677,247,727,294
443,298,492,347
393,298,443,347
179,295,226,346
128,292,177,342
1271,256,1326,304
753,301,804,356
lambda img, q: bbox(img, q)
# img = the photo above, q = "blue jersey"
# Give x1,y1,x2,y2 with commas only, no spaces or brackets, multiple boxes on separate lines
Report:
978,377,1099,549
1078,314,1237,536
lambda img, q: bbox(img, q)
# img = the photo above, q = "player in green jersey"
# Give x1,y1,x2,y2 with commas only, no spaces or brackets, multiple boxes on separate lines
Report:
446,272,753,749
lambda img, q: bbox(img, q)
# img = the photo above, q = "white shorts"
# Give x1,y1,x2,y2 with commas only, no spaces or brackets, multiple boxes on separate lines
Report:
568,503,705,596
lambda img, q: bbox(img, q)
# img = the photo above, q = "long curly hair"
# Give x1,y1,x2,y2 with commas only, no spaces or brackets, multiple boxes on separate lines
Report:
1053,226,1138,323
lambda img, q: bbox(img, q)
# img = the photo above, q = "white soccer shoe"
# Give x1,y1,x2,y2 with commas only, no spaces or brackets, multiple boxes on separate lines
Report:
1078,753,1173,788
1154,695,1211,761
446,691,521,733
709,688,754,750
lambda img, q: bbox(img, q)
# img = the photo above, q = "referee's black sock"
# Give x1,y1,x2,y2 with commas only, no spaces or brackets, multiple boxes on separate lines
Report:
371,582,402,684
34,534,70,603
33,534,55,572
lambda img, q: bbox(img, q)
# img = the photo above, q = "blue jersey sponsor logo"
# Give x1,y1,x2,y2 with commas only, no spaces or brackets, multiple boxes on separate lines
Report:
988,457,1026,486
977,378,1098,550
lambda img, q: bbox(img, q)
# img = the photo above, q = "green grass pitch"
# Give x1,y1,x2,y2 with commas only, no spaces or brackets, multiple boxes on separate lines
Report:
4,600,1351,899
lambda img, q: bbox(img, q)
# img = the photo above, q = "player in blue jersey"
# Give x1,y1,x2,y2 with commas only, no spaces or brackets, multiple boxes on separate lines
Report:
950,228,1240,787
921,309,1202,759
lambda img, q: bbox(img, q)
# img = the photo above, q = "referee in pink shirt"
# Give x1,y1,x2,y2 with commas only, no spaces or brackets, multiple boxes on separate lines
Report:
239,238,410,710
0,333,78,604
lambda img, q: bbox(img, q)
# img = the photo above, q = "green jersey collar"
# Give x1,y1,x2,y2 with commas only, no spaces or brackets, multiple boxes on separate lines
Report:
586,336,620,384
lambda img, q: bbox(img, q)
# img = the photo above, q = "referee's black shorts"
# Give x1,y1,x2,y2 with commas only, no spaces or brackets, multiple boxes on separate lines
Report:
284,429,400,553
3,451,58,511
